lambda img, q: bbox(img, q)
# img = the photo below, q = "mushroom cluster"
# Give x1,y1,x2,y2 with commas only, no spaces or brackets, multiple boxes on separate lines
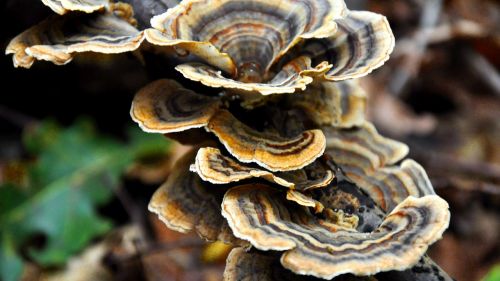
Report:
7,0,452,280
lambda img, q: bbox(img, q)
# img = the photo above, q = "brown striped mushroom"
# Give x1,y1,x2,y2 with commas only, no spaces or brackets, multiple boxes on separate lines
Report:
145,0,394,95
148,147,243,245
222,184,450,279
6,1,453,279
130,79,222,133
131,80,328,172
207,110,326,171
287,81,367,128
324,123,437,212
192,147,334,191
6,3,144,68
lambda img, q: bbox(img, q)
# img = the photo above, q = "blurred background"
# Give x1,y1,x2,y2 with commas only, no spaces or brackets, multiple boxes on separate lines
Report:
0,0,499,280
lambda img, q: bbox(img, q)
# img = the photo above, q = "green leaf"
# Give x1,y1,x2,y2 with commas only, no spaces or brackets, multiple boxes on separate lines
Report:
0,233,24,281
0,119,170,275
483,265,500,281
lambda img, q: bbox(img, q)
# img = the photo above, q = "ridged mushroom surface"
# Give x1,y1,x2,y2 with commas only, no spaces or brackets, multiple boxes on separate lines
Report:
145,0,393,95
42,0,108,15
288,80,366,128
192,147,334,190
6,4,143,68
131,79,221,133
208,110,326,172
148,148,242,245
222,184,450,279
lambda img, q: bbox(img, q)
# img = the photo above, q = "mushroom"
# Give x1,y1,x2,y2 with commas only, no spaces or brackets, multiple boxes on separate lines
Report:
286,190,325,213
131,79,221,133
6,3,143,68
174,56,331,95
298,11,395,81
207,110,326,172
41,0,108,15
324,123,435,211
192,147,334,190
288,80,367,128
130,81,327,171
148,147,242,245
143,0,393,95
222,184,450,279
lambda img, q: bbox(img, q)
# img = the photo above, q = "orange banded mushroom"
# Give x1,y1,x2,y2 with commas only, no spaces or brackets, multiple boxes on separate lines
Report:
131,79,221,133
175,56,331,95
207,110,326,172
192,147,334,190
222,184,450,279
148,148,242,245
286,190,325,213
288,80,367,128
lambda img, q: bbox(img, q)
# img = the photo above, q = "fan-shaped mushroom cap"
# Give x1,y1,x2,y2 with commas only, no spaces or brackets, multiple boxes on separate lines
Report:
192,147,294,187
286,190,324,213
324,123,436,211
146,0,346,75
175,56,331,95
148,148,241,244
299,11,395,81
192,147,334,190
324,122,408,171
207,110,326,172
289,80,366,128
6,5,143,68
41,0,108,15
222,184,450,279
131,79,221,133
225,248,382,281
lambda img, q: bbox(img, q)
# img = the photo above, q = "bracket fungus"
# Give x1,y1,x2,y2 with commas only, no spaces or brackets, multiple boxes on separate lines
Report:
41,0,109,15
222,185,450,279
148,147,243,245
7,0,453,280
142,0,394,94
131,79,222,133
192,147,334,191
6,3,143,68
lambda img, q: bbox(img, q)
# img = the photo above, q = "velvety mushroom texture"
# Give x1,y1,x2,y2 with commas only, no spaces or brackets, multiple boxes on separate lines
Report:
6,4,143,68
146,0,345,75
42,0,108,15
148,148,241,244
324,124,435,211
207,110,326,172
174,56,331,95
144,0,394,95
224,248,377,281
222,184,450,279
288,80,366,128
192,147,334,191
131,79,221,133
296,11,395,81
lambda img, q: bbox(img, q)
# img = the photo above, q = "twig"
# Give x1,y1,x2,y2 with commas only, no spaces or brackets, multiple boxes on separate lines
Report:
109,238,206,264
102,174,154,243
463,48,500,97
390,0,443,96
